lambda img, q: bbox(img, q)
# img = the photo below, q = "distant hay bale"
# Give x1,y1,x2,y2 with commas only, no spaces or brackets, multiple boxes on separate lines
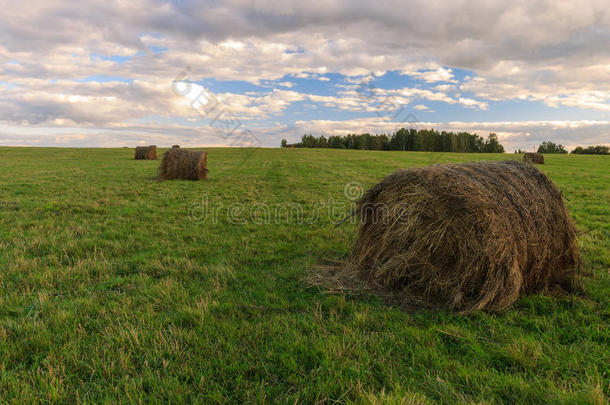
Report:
524,152,544,164
313,160,580,313
159,149,208,180
172,145,180,149
134,145,157,160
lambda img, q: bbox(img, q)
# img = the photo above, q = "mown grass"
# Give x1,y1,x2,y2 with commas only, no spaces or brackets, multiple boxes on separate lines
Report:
0,147,608,403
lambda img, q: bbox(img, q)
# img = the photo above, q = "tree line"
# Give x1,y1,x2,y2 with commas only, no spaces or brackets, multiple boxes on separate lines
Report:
571,145,609,155
534,141,609,155
281,128,505,153
536,141,568,154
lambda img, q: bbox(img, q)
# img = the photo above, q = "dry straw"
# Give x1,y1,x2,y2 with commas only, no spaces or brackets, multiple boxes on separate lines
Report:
524,152,544,164
134,145,157,160
159,148,208,180
312,160,580,313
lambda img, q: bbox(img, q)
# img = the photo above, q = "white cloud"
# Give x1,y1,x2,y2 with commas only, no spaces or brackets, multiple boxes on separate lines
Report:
408,68,456,83
0,0,608,146
458,97,489,110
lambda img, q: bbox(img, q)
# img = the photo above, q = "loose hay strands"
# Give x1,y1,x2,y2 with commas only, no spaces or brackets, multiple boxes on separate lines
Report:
134,145,157,160
312,160,580,313
159,148,208,180
524,152,544,164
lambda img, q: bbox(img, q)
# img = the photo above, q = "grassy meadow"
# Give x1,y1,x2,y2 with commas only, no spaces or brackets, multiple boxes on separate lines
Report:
0,147,608,403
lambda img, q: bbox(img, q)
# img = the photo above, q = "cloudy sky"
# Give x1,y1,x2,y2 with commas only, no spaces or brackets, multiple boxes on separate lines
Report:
1,0,609,151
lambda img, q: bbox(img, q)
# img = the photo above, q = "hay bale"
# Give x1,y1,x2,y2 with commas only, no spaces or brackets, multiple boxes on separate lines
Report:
524,152,544,164
315,160,580,313
171,145,180,149
159,149,208,180
134,145,157,160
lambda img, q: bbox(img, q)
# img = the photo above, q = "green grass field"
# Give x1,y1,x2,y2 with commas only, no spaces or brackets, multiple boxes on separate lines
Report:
0,147,608,403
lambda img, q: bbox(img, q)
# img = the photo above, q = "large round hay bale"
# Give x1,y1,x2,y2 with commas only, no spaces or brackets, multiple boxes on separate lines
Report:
171,145,180,149
135,145,157,160
159,149,208,180
524,152,544,164
324,160,580,313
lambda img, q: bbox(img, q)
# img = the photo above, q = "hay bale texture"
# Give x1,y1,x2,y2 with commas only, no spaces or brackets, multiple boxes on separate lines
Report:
135,145,157,160
524,152,544,164
159,149,208,180
317,160,580,313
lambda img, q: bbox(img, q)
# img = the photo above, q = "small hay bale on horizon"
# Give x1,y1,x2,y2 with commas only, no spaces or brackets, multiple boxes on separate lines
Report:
159,148,208,180
134,145,157,160
312,160,580,313
524,152,544,164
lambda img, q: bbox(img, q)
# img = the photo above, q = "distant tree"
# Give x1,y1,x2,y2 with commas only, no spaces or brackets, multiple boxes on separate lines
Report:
355,133,370,150
571,145,609,155
473,135,485,152
328,136,345,149
484,133,505,153
369,134,388,150
296,128,506,153
343,134,356,149
280,139,287,148
390,128,408,151
300,134,317,148
537,141,568,154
